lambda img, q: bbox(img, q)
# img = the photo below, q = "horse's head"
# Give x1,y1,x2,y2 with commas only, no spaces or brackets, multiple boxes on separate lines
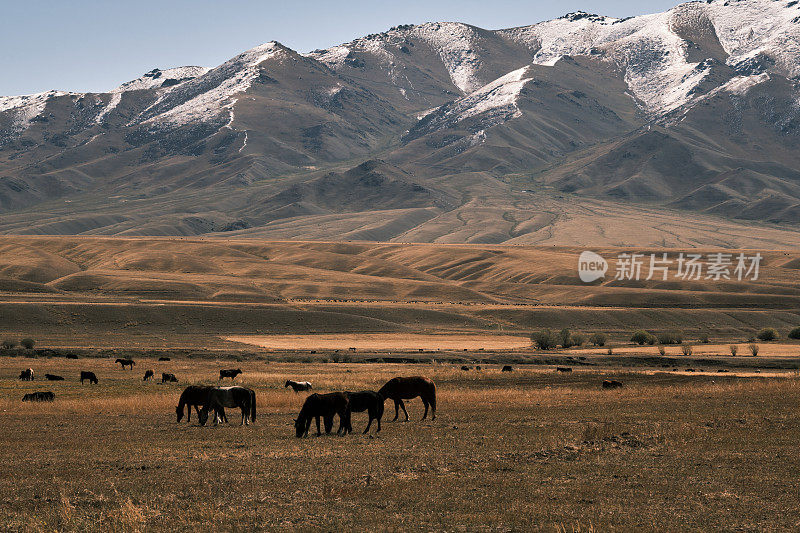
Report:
198,408,209,426
284,380,291,388
176,405,184,422
294,416,307,437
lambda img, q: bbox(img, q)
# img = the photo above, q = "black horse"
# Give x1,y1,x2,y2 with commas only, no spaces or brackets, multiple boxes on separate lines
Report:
378,376,437,421
346,390,384,433
199,387,256,426
115,358,136,370
176,385,222,423
294,392,352,437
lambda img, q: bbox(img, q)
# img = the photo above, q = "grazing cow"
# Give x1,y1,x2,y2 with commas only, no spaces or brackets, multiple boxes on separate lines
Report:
66,353,78,359
460,365,471,371
158,357,171,361
502,365,513,372
80,371,98,385
199,387,256,426
556,367,572,373
346,390,384,433
294,392,352,437
602,380,623,389
44,374,64,381
162,373,178,383
219,368,242,381
378,376,436,421
18,368,34,381
143,369,154,381
22,391,54,402
285,380,312,392
115,358,135,370
176,385,222,423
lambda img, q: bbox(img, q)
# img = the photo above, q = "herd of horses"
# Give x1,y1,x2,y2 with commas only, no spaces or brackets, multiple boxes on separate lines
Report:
174,375,437,437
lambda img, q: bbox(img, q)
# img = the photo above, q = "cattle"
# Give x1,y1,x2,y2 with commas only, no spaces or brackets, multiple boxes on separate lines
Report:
556,367,572,373
44,374,64,381
80,371,98,384
502,365,513,372
158,357,171,361
162,373,178,383
66,353,78,359
18,368,34,381
219,369,242,381
22,391,54,402
602,380,623,389
460,365,471,371
143,369,154,381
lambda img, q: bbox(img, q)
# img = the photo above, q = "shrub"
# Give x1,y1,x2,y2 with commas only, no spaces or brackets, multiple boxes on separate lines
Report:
589,333,607,347
658,345,666,356
20,338,35,349
657,332,675,345
729,345,738,356
748,344,759,356
699,333,709,344
559,328,573,349
788,327,800,340
1,339,16,349
646,334,657,345
607,348,613,355
531,329,557,350
571,333,585,347
681,343,693,356
631,330,652,345
757,328,778,341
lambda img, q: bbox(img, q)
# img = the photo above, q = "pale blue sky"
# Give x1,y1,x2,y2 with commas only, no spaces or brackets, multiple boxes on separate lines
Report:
1,1,684,96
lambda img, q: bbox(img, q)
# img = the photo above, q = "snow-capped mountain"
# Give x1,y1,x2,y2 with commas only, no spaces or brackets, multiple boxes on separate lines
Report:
0,0,799,242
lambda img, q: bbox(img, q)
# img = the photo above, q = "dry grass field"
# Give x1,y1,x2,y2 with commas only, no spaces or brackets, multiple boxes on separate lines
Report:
2,355,800,531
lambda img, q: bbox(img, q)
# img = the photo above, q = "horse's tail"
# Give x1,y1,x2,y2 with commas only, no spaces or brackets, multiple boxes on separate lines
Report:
250,389,257,422
429,381,437,414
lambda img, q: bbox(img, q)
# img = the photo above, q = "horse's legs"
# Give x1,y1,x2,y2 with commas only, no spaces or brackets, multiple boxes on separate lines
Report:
324,415,334,434
240,404,248,426
421,398,429,420
363,415,373,434
392,400,400,421
315,416,322,436
399,400,409,422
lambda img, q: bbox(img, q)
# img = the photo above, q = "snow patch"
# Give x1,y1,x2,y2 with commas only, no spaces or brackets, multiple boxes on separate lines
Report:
0,90,69,131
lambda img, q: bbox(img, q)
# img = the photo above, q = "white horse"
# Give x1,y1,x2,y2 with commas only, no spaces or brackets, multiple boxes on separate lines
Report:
285,380,312,392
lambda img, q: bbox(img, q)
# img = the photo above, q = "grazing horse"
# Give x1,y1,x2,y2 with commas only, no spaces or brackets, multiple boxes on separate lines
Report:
502,365,513,372
22,391,54,402
161,373,178,383
285,380,312,392
44,374,64,381
199,387,256,426
80,371,98,384
18,368,34,381
294,392,352,437
219,368,242,381
378,376,436,421
346,391,383,433
176,385,222,423
115,358,135,370
602,380,623,389
143,369,154,381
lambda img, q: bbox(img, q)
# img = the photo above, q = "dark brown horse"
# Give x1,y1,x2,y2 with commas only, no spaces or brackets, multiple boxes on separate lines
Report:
176,385,222,423
199,387,256,426
378,376,436,421
294,392,352,437
115,358,135,370
346,390,384,433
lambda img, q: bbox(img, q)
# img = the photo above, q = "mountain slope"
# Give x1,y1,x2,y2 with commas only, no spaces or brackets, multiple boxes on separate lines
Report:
1,0,799,245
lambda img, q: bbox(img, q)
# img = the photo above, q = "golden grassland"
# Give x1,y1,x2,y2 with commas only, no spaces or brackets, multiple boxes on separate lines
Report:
2,356,800,531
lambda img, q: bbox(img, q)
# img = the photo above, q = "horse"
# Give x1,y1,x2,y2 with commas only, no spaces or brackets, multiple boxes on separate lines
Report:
176,385,223,423
378,376,436,421
143,369,154,381
556,367,572,373
45,374,64,381
80,371,98,384
346,390,383,433
22,391,54,402
219,369,242,381
294,392,352,437
158,357,171,361
502,365,513,372
460,365,471,371
18,368,34,381
602,380,623,389
285,380,312,392
162,373,178,383
115,358,135,370
199,387,256,426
